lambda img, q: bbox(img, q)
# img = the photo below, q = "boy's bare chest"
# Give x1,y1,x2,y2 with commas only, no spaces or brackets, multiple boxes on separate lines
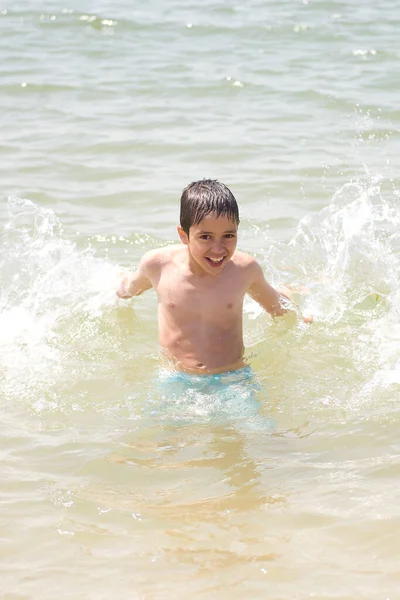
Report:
156,266,247,316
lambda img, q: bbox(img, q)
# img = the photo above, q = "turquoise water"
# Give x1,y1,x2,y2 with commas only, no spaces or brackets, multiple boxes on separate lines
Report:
1,1,400,598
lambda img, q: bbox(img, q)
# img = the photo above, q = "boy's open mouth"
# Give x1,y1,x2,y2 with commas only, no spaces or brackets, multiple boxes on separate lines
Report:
205,256,226,267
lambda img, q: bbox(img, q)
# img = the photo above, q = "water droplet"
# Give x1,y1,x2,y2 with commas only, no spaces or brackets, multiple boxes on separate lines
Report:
80,14,96,22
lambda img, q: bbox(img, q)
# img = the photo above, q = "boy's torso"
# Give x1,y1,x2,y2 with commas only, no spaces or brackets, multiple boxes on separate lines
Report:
147,246,254,374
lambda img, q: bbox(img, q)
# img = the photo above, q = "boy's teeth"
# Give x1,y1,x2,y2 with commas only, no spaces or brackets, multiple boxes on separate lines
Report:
209,257,223,263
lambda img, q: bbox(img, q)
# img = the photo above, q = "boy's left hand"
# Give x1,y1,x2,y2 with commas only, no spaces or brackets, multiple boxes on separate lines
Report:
279,284,313,324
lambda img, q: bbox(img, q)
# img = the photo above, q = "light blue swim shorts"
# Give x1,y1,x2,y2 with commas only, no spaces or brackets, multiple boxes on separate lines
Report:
150,366,266,425
158,365,255,394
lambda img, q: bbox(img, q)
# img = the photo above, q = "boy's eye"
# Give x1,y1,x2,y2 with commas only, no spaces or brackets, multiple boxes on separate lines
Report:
224,233,236,239
199,235,211,240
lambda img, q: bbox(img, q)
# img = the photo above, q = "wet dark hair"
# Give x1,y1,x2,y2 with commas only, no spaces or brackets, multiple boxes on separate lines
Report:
180,179,240,236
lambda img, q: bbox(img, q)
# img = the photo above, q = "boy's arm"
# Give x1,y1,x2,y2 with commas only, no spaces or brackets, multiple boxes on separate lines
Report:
116,253,154,299
247,260,312,323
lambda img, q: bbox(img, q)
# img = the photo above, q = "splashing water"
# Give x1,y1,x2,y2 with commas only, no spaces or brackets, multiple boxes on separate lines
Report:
1,185,399,423
290,177,398,318
0,197,120,411
281,176,400,414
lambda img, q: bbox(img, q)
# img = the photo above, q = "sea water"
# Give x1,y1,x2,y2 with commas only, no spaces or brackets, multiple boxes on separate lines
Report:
1,1,400,598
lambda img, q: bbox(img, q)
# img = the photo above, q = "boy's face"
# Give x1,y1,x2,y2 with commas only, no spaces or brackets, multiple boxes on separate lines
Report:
178,213,238,276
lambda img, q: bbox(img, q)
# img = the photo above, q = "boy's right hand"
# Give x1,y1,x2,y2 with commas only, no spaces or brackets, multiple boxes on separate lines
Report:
116,271,131,298
115,260,153,299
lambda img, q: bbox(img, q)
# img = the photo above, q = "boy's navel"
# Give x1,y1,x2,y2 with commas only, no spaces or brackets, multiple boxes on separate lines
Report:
227,303,233,309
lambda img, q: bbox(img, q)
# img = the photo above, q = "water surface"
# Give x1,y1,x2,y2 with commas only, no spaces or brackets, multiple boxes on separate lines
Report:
1,1,400,598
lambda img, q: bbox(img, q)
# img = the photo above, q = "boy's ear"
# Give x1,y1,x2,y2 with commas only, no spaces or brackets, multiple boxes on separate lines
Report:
177,225,189,245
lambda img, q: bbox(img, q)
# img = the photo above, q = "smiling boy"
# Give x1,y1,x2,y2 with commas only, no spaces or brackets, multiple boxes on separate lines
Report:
117,179,311,376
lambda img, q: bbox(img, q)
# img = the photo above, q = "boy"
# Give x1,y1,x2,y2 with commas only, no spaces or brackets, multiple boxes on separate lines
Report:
117,179,311,377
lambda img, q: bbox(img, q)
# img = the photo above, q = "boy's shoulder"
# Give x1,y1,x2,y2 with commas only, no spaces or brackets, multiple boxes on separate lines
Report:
140,245,183,271
231,251,264,286
231,250,260,270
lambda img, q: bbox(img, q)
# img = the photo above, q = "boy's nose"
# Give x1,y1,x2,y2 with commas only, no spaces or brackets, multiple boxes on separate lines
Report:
211,241,224,253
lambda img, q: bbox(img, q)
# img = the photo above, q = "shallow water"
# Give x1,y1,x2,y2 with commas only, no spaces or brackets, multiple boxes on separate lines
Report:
1,1,400,598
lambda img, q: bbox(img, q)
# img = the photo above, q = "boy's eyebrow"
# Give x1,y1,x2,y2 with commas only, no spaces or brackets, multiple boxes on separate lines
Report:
197,228,237,234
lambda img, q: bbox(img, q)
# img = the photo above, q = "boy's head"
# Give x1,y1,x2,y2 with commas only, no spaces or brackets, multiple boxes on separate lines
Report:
179,179,240,237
